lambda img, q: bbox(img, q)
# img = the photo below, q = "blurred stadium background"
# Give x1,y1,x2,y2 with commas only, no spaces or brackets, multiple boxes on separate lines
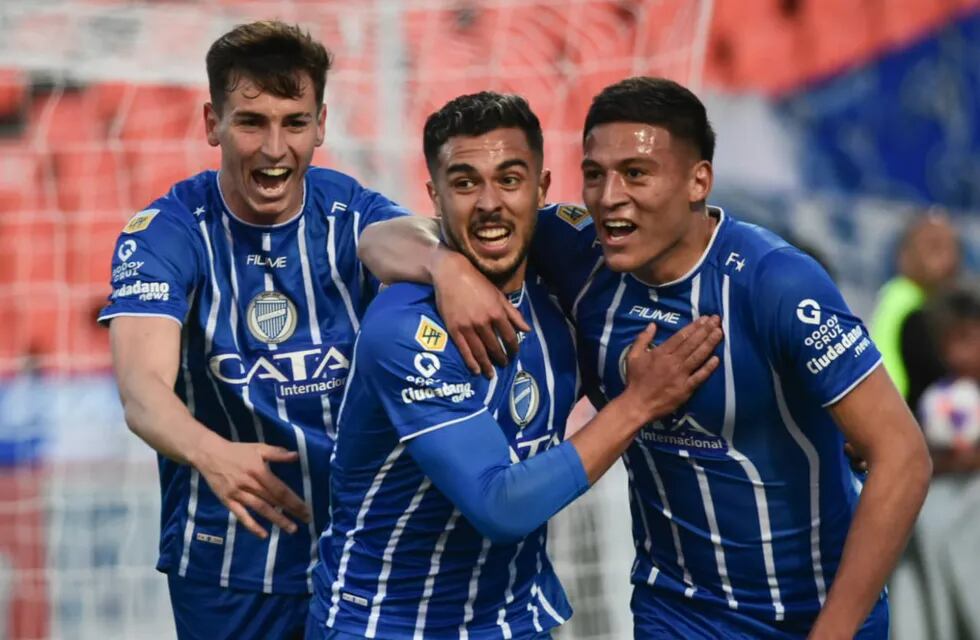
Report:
0,0,978,638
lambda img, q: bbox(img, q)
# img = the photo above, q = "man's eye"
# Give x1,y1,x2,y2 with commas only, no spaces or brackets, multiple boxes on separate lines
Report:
582,169,601,182
625,168,646,179
454,179,475,189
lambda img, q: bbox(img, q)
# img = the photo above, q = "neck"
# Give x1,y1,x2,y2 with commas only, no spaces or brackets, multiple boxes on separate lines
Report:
634,208,718,285
494,261,528,298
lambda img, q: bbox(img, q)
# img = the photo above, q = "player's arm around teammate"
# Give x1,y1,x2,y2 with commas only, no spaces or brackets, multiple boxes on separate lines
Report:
111,316,310,539
360,216,531,377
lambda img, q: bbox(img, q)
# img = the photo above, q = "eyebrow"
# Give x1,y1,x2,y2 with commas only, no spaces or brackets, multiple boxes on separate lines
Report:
581,156,657,169
446,158,530,174
233,110,313,120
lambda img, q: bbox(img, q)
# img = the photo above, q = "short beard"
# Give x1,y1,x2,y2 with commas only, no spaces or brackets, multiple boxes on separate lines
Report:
441,218,532,291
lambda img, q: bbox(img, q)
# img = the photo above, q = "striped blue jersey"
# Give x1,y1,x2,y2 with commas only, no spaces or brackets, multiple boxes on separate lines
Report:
532,205,883,624
98,168,408,594
310,276,579,639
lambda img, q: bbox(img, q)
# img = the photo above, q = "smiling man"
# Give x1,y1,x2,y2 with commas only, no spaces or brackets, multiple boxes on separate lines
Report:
308,92,721,640
99,21,413,639
360,77,932,639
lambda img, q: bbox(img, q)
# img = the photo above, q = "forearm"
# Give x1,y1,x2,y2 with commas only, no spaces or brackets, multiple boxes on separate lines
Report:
358,216,442,284
570,391,662,484
810,444,930,637
408,414,589,543
119,374,224,467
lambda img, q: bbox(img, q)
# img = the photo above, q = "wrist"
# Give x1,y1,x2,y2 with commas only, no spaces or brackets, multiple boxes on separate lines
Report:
186,428,223,470
610,391,659,429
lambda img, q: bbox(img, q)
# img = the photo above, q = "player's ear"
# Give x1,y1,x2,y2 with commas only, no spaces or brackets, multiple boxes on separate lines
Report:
689,160,712,206
204,103,220,147
537,168,551,208
426,181,442,217
315,103,327,146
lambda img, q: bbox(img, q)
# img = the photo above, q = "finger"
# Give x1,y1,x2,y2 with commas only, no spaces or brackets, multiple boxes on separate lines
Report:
503,298,531,333
253,473,311,523
474,322,508,369
628,323,658,358
239,492,299,534
493,311,521,358
658,316,708,355
260,445,300,464
669,316,718,359
227,501,268,539
462,327,495,379
450,328,481,375
686,355,720,388
682,327,723,372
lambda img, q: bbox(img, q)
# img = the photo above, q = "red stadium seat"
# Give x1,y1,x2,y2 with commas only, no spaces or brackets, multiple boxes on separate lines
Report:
51,149,130,214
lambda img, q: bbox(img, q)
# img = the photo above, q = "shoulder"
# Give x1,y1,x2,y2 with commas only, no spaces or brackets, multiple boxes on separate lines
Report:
305,166,410,221
360,283,442,345
537,202,596,237
710,214,823,291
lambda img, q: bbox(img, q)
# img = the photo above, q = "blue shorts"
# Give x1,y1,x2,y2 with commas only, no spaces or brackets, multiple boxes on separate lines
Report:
168,574,309,640
631,584,889,639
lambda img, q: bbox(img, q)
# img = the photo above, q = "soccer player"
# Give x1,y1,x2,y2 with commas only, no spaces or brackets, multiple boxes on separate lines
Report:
100,21,413,639
360,78,932,638
308,92,722,639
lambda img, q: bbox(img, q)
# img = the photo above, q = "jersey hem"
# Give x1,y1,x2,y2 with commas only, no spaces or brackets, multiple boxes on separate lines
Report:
157,562,313,596
821,357,883,407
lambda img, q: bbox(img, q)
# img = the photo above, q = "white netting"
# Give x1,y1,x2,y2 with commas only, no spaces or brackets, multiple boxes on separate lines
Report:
0,1,712,637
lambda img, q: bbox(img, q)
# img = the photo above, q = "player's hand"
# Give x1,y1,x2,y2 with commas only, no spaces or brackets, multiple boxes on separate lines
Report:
620,316,723,422
432,250,530,378
843,442,869,473
191,438,311,539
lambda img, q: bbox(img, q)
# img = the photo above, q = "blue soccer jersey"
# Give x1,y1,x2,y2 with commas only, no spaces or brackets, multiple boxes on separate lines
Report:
531,205,883,626
309,276,582,639
98,168,408,594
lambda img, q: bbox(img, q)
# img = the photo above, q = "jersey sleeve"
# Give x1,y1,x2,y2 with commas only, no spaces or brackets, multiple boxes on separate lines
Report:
350,185,412,233
97,207,202,326
529,204,604,310
356,307,487,441
754,247,882,406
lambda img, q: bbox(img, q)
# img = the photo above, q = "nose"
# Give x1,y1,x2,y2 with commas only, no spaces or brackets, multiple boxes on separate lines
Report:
475,183,503,214
599,172,628,211
261,124,287,161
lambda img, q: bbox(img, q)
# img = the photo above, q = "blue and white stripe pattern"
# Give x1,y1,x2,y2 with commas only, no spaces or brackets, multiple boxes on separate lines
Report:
99,167,409,594
531,204,883,628
311,276,579,638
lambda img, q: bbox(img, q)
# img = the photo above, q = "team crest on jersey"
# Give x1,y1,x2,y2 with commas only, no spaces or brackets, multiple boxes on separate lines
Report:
246,291,298,344
556,205,592,230
509,371,541,428
122,209,160,234
414,315,448,352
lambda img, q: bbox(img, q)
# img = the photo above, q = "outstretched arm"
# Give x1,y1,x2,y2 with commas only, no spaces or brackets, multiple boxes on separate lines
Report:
110,316,310,538
808,368,931,639
406,317,722,543
359,217,529,377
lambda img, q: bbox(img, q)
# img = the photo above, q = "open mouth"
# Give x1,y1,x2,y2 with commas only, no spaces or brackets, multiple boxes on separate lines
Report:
603,219,637,239
472,224,512,254
251,167,293,197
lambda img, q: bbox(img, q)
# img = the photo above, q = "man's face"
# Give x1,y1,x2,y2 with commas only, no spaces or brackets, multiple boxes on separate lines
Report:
205,71,325,224
428,127,549,291
581,122,711,277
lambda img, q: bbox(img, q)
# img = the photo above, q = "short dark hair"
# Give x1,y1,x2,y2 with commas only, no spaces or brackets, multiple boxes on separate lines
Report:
206,20,332,114
584,76,715,162
423,92,544,172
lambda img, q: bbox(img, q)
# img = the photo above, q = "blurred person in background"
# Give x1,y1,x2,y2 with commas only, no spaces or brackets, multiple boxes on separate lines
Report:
870,211,961,407
901,281,980,640
99,20,415,640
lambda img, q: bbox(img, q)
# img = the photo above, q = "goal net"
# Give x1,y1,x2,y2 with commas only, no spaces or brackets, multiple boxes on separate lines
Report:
0,1,713,637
